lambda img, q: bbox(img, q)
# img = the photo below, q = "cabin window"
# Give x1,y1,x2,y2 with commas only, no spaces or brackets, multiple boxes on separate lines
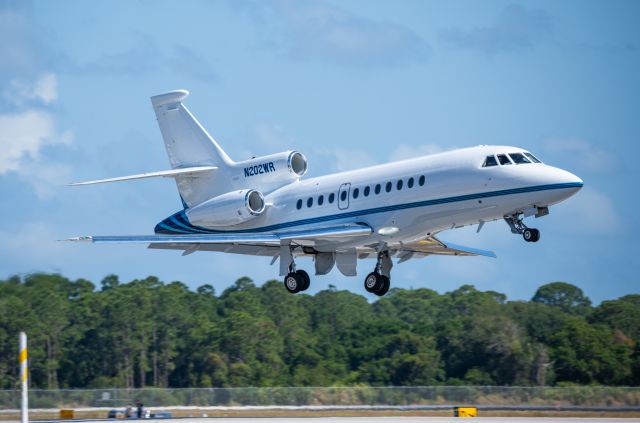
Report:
296,199,302,210
397,179,403,190
385,182,392,193
509,152,531,164
364,186,370,196
408,177,414,188
483,155,498,167
318,195,324,206
524,152,542,163
374,184,381,194
497,154,512,165
328,193,335,203
353,187,360,199
340,190,347,202
419,175,426,186
307,197,313,208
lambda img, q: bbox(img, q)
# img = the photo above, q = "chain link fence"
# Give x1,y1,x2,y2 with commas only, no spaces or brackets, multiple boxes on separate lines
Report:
1,386,639,410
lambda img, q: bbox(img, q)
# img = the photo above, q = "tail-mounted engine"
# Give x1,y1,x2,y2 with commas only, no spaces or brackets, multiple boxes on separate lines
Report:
182,151,307,228
186,189,266,227
234,151,307,185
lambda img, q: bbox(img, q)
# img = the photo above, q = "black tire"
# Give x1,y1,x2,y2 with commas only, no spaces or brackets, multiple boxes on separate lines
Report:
295,269,311,291
284,272,301,293
530,228,540,242
364,272,382,293
523,228,534,242
374,275,390,297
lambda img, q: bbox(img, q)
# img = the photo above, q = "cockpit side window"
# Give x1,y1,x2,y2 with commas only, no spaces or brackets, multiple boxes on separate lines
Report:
483,155,498,167
524,152,542,163
508,152,531,164
497,154,512,165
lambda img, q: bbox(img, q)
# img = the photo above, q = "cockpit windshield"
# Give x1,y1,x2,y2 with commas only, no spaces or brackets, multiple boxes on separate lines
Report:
482,151,543,167
508,153,530,164
524,152,542,163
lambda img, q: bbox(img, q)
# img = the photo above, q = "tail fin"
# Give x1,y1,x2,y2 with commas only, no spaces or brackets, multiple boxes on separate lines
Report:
151,90,234,208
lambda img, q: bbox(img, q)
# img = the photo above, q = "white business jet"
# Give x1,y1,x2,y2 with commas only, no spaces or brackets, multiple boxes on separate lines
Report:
69,90,583,296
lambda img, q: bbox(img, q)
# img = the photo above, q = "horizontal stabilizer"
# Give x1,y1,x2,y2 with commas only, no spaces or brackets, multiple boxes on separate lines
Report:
68,166,217,186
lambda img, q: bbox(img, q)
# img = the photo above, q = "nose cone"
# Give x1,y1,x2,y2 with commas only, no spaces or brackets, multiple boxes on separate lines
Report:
543,166,583,204
560,169,583,188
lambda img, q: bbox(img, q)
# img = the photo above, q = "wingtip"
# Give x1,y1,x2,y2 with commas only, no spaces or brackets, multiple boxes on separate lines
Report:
62,236,94,242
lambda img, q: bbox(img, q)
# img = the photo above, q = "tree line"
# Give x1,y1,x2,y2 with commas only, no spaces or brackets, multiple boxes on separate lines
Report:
0,273,638,389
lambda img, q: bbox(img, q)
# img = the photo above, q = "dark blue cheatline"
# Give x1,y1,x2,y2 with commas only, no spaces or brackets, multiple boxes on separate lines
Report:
155,182,583,235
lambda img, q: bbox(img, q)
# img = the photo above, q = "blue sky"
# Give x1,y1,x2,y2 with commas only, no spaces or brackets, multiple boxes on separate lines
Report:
0,0,638,302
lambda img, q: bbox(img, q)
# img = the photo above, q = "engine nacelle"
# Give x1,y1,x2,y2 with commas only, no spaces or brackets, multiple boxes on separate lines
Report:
186,189,266,227
234,151,307,186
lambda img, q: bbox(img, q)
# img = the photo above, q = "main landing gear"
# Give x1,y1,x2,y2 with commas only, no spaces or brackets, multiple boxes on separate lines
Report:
283,263,311,294
364,251,392,296
505,214,540,243
281,244,311,294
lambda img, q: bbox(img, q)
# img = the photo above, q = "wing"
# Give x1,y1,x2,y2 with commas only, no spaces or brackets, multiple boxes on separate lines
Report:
66,223,373,256
351,235,496,263
392,236,496,263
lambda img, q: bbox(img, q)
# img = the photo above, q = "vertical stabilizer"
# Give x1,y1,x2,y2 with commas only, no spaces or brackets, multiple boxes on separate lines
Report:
151,90,234,207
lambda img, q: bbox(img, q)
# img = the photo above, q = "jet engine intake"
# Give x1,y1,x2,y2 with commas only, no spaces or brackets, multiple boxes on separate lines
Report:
186,189,266,227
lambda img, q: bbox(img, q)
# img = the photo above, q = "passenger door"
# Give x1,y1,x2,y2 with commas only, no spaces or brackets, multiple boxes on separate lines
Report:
338,183,351,210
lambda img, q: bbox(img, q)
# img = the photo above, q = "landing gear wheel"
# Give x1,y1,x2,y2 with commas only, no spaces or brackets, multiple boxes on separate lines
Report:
530,228,540,242
364,272,383,293
284,272,302,293
523,228,540,243
373,275,390,297
295,269,310,291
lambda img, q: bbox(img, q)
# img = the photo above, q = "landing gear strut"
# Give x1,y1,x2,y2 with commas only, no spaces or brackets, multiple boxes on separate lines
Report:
364,251,392,296
505,214,540,243
283,252,311,294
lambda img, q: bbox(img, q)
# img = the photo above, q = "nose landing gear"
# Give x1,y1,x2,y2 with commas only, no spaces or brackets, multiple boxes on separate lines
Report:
505,214,540,243
364,251,392,296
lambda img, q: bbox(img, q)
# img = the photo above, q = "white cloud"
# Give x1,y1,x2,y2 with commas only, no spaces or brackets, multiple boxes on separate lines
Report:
439,4,553,55
32,73,57,103
0,73,73,197
542,138,615,174
0,110,56,173
314,148,377,173
8,73,58,105
254,122,294,151
390,143,444,161
18,160,72,200
554,186,619,235
239,0,430,66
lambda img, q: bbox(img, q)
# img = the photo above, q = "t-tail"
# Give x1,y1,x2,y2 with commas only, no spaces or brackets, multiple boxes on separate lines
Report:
151,90,234,207
69,90,308,214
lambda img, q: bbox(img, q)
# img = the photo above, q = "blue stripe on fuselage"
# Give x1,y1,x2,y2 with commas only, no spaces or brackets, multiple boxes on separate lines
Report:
154,182,583,235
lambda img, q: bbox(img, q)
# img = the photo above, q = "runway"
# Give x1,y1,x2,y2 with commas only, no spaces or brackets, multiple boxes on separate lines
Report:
176,419,635,423
67,418,638,423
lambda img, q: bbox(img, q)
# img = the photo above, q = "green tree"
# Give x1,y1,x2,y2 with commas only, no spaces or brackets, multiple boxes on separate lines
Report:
532,282,592,315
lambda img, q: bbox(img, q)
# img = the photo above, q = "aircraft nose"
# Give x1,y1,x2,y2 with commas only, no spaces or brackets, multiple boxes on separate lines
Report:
561,169,583,188
547,167,583,202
